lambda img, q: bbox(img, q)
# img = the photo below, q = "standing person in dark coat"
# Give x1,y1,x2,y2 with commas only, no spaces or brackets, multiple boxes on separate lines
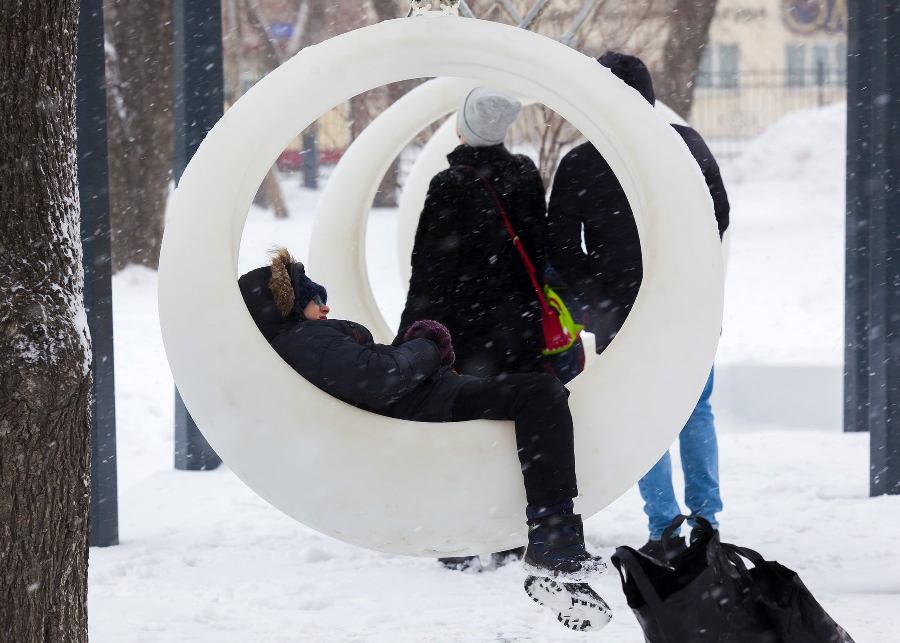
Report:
548,53,729,350
237,249,612,630
546,52,730,561
397,87,547,378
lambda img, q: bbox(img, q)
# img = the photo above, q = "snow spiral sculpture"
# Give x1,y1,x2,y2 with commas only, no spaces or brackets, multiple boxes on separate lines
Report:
158,15,723,556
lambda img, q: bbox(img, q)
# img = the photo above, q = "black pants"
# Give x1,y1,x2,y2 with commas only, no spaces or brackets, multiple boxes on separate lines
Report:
449,372,578,514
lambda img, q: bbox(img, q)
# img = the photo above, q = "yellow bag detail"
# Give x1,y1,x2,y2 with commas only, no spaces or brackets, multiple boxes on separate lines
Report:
541,285,585,356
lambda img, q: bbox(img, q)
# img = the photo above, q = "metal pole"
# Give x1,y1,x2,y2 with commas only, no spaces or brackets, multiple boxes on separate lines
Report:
173,0,223,471
845,0,900,495
498,0,524,23
865,0,900,496
560,0,598,46
77,0,119,548
816,59,826,108
844,3,873,434
457,1,476,18
302,126,319,189
519,0,552,30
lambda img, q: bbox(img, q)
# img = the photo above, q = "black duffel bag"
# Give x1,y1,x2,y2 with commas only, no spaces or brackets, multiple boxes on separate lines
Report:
611,516,855,643
720,544,855,643
612,516,777,642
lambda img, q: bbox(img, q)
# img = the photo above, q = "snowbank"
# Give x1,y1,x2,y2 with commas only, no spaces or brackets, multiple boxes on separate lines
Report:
713,104,847,431
724,102,847,193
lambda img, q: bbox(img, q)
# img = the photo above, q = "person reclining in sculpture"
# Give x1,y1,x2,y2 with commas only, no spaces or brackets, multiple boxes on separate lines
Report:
237,248,611,628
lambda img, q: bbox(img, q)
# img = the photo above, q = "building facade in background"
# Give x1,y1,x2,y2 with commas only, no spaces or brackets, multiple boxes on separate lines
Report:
693,0,846,157
237,0,847,166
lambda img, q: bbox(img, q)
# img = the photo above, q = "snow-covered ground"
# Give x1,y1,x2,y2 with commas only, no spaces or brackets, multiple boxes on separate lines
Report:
88,104,899,641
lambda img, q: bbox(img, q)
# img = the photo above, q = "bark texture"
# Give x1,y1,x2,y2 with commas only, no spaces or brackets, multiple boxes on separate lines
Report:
655,0,719,118
104,0,174,271
240,0,290,218
368,0,405,208
0,3,93,642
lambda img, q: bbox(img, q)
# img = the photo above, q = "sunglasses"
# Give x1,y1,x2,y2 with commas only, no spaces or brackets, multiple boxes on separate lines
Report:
312,294,326,307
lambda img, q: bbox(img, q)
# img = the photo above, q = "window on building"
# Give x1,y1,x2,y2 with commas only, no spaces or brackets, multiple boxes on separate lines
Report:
835,42,847,86
719,44,740,89
786,44,807,87
697,47,713,88
696,43,741,90
812,44,831,84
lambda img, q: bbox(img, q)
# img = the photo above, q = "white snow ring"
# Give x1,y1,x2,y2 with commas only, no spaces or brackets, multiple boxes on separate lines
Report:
158,16,723,557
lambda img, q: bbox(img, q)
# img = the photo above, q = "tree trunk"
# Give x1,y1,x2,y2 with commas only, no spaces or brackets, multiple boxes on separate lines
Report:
368,0,406,208
0,3,93,642
241,0,290,217
654,0,719,119
104,0,174,271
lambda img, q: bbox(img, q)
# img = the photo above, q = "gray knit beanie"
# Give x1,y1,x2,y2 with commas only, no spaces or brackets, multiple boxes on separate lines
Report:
457,87,522,147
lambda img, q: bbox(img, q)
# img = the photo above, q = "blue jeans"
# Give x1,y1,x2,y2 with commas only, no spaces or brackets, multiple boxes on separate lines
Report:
638,368,722,540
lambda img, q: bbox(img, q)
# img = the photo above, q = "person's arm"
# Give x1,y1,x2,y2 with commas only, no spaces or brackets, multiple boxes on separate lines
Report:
677,126,730,238
279,325,442,410
703,149,730,238
397,171,464,339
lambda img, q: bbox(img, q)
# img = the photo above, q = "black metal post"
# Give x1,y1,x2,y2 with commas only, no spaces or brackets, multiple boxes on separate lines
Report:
173,0,223,471
845,0,900,496
816,59,826,107
844,3,873,434
77,0,119,547
302,126,319,189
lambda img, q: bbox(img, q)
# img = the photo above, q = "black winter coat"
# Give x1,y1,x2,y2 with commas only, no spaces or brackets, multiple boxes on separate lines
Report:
239,266,466,421
397,144,547,377
546,125,730,349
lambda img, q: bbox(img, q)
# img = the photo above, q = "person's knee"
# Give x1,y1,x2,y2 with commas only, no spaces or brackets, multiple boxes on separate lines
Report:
533,372,569,398
513,373,569,410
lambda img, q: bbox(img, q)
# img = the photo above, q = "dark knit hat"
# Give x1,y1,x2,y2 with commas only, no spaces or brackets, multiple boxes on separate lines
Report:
598,51,656,106
289,262,327,313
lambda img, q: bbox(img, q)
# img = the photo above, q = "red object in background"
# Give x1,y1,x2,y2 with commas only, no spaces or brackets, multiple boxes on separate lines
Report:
276,149,303,172
276,148,344,172
318,148,343,165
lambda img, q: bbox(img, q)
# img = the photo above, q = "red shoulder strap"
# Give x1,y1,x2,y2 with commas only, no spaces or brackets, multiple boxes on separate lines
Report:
459,166,552,317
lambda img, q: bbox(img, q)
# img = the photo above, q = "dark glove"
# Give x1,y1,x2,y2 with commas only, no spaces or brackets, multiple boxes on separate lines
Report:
403,320,456,368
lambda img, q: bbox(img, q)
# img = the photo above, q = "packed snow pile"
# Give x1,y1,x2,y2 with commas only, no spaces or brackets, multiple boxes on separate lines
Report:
714,102,846,378
724,102,846,193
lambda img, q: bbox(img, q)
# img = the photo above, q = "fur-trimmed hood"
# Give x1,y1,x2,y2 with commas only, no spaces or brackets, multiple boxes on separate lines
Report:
237,249,298,342
268,247,296,317
238,248,328,341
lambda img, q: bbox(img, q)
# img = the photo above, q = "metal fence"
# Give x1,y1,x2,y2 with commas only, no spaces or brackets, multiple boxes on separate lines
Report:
685,66,847,160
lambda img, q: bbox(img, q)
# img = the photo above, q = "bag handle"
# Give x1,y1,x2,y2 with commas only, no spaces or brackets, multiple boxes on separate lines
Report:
662,520,739,609
719,544,773,608
660,515,687,549
458,166,554,320
721,543,767,569
612,547,672,643
660,514,715,550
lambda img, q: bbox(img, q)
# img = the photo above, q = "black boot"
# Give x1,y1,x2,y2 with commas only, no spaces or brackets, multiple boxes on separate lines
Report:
521,513,606,582
524,576,613,632
438,555,481,572
490,546,525,568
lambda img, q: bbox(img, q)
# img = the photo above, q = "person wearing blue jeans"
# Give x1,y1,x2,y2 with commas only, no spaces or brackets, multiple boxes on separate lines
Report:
637,368,722,559
545,52,729,563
